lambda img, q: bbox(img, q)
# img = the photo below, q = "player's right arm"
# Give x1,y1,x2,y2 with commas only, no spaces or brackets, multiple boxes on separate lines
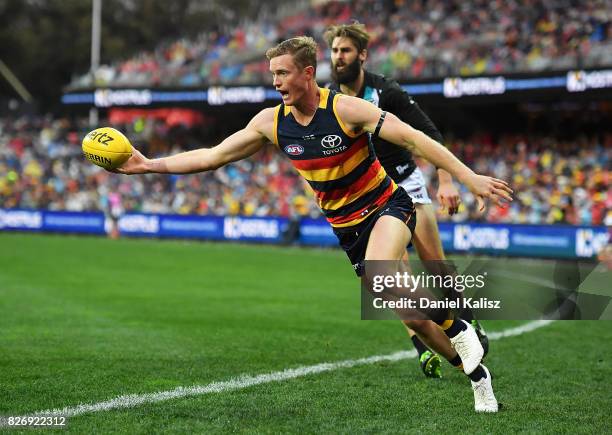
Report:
116,108,276,175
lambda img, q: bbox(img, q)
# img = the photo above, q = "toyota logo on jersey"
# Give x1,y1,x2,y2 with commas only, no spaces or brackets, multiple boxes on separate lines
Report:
321,134,342,149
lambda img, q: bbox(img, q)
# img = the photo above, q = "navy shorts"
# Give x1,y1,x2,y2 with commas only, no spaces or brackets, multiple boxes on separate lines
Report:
332,187,416,277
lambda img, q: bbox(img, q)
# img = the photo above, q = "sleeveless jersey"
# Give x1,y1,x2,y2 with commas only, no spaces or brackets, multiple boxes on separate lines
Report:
273,87,397,228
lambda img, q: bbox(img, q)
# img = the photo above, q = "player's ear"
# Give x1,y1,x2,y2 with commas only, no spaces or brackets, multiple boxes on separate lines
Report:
359,49,368,63
303,65,315,79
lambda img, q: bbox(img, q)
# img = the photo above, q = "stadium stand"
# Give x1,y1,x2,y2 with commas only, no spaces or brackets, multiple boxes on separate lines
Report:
1,115,609,226
67,0,612,88
5,0,611,233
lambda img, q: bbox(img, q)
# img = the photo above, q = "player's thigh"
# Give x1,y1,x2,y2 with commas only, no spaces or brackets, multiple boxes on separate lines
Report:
365,215,412,261
413,203,445,261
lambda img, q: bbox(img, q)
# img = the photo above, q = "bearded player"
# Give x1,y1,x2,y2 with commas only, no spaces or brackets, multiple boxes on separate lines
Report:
325,22,489,379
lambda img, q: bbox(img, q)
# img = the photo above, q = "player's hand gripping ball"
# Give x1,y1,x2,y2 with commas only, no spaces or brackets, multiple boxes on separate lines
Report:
82,127,133,170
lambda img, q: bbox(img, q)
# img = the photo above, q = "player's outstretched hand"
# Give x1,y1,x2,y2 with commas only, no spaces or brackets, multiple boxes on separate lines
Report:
465,174,513,211
113,147,150,174
437,180,461,215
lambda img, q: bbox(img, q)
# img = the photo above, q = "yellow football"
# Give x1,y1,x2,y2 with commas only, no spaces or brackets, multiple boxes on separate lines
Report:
82,127,132,169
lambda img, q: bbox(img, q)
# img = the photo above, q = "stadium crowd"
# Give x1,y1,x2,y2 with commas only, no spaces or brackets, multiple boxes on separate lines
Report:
68,0,612,88
1,115,610,226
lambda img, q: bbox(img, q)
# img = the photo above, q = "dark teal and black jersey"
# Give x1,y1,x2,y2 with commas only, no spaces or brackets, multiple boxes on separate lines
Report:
273,87,397,228
330,71,444,183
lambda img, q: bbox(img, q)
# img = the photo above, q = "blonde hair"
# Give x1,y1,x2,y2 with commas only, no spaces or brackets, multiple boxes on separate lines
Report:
265,36,318,70
324,22,370,52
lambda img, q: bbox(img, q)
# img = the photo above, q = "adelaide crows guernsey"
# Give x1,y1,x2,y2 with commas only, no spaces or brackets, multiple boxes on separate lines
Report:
273,87,397,228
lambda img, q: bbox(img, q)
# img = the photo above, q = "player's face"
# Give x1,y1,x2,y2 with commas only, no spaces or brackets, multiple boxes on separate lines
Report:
330,37,366,84
270,54,314,106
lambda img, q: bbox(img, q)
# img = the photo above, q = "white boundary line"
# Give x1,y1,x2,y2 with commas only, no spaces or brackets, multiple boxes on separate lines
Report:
26,320,553,419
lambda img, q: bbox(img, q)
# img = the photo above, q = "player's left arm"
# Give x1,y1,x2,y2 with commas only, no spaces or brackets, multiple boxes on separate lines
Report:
335,95,512,209
386,88,460,214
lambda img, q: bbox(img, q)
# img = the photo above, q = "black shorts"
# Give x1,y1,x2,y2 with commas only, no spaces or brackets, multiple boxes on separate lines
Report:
332,187,416,277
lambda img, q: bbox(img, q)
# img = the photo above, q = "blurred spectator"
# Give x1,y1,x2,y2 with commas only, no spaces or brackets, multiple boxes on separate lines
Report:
68,0,612,89
421,132,611,225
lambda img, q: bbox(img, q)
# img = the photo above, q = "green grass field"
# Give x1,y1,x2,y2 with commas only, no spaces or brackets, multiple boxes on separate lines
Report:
0,233,610,434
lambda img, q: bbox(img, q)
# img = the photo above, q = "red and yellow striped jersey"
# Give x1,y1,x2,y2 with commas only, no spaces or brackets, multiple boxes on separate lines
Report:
273,87,397,228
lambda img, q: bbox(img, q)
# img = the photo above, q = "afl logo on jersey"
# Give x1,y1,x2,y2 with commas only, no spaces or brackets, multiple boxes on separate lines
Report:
284,144,304,156
321,134,342,149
